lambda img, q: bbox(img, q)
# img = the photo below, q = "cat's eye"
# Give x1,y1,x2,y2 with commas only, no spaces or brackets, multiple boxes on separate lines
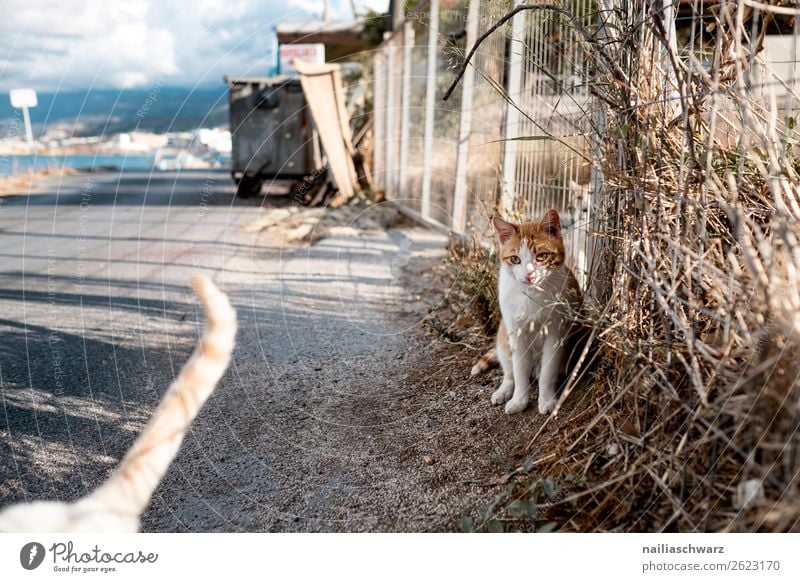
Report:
508,255,521,265
536,252,555,262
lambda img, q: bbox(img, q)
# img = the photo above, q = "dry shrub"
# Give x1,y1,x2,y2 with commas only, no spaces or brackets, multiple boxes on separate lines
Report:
522,1,800,532
423,234,500,345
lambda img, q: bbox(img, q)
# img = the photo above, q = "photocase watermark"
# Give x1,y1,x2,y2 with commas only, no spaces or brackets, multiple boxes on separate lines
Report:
75,177,95,293
137,85,163,119
289,141,371,207
192,177,216,270
17,541,159,574
406,10,463,20
47,245,65,390
292,165,327,207
0,107,24,180
405,9,496,23
20,542,46,570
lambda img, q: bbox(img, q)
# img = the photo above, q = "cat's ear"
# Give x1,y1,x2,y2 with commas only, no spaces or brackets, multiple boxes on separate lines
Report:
492,217,517,245
541,209,561,238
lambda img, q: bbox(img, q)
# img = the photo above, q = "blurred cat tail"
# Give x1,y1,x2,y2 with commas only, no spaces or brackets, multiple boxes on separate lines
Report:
470,347,497,376
88,275,237,517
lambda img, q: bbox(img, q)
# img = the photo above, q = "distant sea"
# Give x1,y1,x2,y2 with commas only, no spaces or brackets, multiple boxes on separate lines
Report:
0,154,155,179
0,87,229,137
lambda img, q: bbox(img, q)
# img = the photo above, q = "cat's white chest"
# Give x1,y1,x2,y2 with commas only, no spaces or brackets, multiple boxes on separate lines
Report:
499,271,547,327
498,269,552,333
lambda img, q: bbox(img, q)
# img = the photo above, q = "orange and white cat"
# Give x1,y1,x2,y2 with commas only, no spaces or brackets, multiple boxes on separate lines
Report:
0,276,237,532
471,210,581,415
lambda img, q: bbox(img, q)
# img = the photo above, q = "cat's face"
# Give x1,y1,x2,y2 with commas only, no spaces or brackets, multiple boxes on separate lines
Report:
493,210,565,287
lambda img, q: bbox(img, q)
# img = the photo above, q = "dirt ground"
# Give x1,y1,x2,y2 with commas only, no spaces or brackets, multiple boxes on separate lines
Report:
140,198,572,532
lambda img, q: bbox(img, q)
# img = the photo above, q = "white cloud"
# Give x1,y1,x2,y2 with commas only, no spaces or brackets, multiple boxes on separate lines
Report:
0,0,391,92
0,0,178,90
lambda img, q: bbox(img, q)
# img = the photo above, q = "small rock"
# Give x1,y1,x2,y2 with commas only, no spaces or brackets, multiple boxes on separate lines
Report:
423,455,434,465
427,418,440,428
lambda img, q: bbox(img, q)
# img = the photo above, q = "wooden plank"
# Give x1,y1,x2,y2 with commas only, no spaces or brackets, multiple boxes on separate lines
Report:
294,59,359,207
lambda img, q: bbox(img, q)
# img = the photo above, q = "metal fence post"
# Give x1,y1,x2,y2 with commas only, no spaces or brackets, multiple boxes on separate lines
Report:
451,0,480,234
373,50,385,191
501,0,525,214
399,20,414,200
421,0,439,221
386,36,398,198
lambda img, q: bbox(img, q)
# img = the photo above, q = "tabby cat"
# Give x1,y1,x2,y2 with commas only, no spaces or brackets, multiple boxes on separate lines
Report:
0,276,237,532
471,210,581,414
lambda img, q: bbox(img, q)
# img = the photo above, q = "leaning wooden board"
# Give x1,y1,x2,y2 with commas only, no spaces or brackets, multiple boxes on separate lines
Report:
293,59,359,207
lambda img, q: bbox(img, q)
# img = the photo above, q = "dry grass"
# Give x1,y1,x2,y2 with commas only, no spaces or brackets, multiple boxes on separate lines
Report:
423,235,500,345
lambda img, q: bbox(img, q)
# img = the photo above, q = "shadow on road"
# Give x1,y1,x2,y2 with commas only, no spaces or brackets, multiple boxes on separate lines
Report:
0,169,295,208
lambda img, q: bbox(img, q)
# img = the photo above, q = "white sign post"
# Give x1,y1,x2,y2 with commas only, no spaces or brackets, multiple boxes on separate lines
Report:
9,88,38,145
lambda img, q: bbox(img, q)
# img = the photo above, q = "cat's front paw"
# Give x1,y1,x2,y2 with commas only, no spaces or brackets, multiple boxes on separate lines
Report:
504,397,529,415
538,397,557,415
491,383,513,405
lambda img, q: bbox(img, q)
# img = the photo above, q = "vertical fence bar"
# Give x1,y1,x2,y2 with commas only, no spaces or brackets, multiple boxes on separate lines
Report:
584,106,605,293
421,0,440,221
385,36,398,198
373,50,386,191
657,0,679,117
501,0,525,213
451,0,480,233
793,18,800,119
399,20,414,200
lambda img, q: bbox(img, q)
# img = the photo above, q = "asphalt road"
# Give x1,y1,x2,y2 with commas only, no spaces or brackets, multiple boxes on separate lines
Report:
0,169,470,531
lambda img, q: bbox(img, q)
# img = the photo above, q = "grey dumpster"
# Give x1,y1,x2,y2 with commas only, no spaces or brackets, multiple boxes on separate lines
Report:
225,75,321,197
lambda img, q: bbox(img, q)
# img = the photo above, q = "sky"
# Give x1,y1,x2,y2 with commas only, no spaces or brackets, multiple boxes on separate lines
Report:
0,0,390,92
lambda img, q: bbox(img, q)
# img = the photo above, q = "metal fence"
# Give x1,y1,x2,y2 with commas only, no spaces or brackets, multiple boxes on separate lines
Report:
372,0,598,285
